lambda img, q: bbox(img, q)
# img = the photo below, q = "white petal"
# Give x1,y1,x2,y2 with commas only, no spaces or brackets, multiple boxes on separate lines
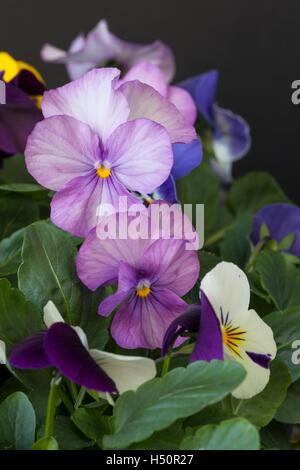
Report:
231,351,271,399
89,349,156,394
43,301,65,328
0,340,6,364
200,262,250,323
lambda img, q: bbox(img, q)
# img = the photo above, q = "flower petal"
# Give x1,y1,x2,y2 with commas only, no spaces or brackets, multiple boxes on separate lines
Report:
111,287,188,349
200,262,250,324
120,80,197,144
43,301,65,328
0,340,6,364
42,68,130,142
167,86,197,125
190,292,223,363
152,175,179,204
25,115,101,191
106,118,173,193
9,331,52,369
44,322,117,393
89,349,156,394
118,61,168,97
171,139,203,180
162,303,201,356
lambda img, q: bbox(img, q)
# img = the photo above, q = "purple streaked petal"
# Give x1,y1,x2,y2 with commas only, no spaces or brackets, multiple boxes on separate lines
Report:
142,237,200,296
42,68,130,142
152,175,179,204
251,203,300,257
179,70,218,125
172,139,203,180
106,118,173,194
44,322,117,393
167,86,197,125
246,351,272,369
120,80,197,144
190,291,223,363
111,288,188,349
25,115,101,191
118,61,168,97
162,303,201,356
8,331,52,369
98,261,138,316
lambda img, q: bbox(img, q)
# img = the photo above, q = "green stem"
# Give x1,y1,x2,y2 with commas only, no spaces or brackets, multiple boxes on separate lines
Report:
204,222,235,248
161,352,171,377
74,387,86,409
56,386,74,414
68,380,78,403
245,239,266,272
44,380,58,439
233,398,243,415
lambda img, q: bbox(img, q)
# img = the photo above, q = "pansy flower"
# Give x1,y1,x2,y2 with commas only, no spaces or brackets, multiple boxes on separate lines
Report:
0,340,6,365
162,262,276,399
8,301,156,395
77,204,200,350
179,70,251,182
25,67,196,237
250,203,300,257
41,19,175,83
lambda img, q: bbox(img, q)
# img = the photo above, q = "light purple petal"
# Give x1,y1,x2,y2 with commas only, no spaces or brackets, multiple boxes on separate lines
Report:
167,86,197,125
190,291,224,363
106,118,173,193
120,80,197,144
118,61,168,97
162,303,201,356
172,139,203,180
8,331,52,369
42,68,130,142
142,238,200,296
44,322,117,393
111,287,188,349
98,261,138,316
25,115,101,191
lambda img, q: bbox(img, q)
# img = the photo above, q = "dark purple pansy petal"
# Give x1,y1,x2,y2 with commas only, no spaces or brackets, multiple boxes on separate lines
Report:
171,139,203,180
162,303,201,356
190,291,224,363
246,351,272,369
250,203,300,257
152,174,179,204
9,330,52,369
44,322,117,393
11,69,45,96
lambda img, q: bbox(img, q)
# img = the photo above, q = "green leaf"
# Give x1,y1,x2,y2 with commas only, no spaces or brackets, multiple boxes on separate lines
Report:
31,437,59,450
276,379,300,424
18,221,109,349
0,194,39,240
256,250,300,310
103,360,246,449
0,183,46,194
227,172,290,216
128,422,185,450
0,392,36,450
37,416,93,450
220,214,252,268
0,154,36,184
180,418,260,450
0,228,24,276
259,222,271,240
260,420,292,450
278,233,295,251
265,306,300,381
198,251,221,281
231,360,291,427
71,408,111,448
184,402,233,428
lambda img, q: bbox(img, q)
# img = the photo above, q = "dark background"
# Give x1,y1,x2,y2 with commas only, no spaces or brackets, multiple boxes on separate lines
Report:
1,0,300,202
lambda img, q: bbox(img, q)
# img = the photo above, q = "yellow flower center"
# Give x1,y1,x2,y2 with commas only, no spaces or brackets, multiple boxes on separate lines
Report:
96,165,111,179
0,52,45,85
136,285,151,298
222,325,245,358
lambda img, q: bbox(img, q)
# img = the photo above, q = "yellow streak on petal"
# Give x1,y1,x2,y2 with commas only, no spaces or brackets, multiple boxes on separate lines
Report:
222,326,245,358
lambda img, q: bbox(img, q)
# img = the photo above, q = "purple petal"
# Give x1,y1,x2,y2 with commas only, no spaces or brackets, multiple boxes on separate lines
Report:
25,115,101,191
251,203,300,257
9,331,52,369
120,80,197,144
162,303,201,356
11,69,45,96
179,70,218,125
152,175,179,204
106,118,173,194
167,86,197,125
111,287,188,349
246,351,272,369
98,261,138,316
44,322,117,393
172,139,203,180
190,291,223,363
41,68,129,142
118,61,168,97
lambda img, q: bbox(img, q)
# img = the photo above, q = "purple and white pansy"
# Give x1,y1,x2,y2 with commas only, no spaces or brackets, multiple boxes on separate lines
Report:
8,301,156,395
163,262,276,399
179,70,251,183
25,67,197,237
41,19,176,83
